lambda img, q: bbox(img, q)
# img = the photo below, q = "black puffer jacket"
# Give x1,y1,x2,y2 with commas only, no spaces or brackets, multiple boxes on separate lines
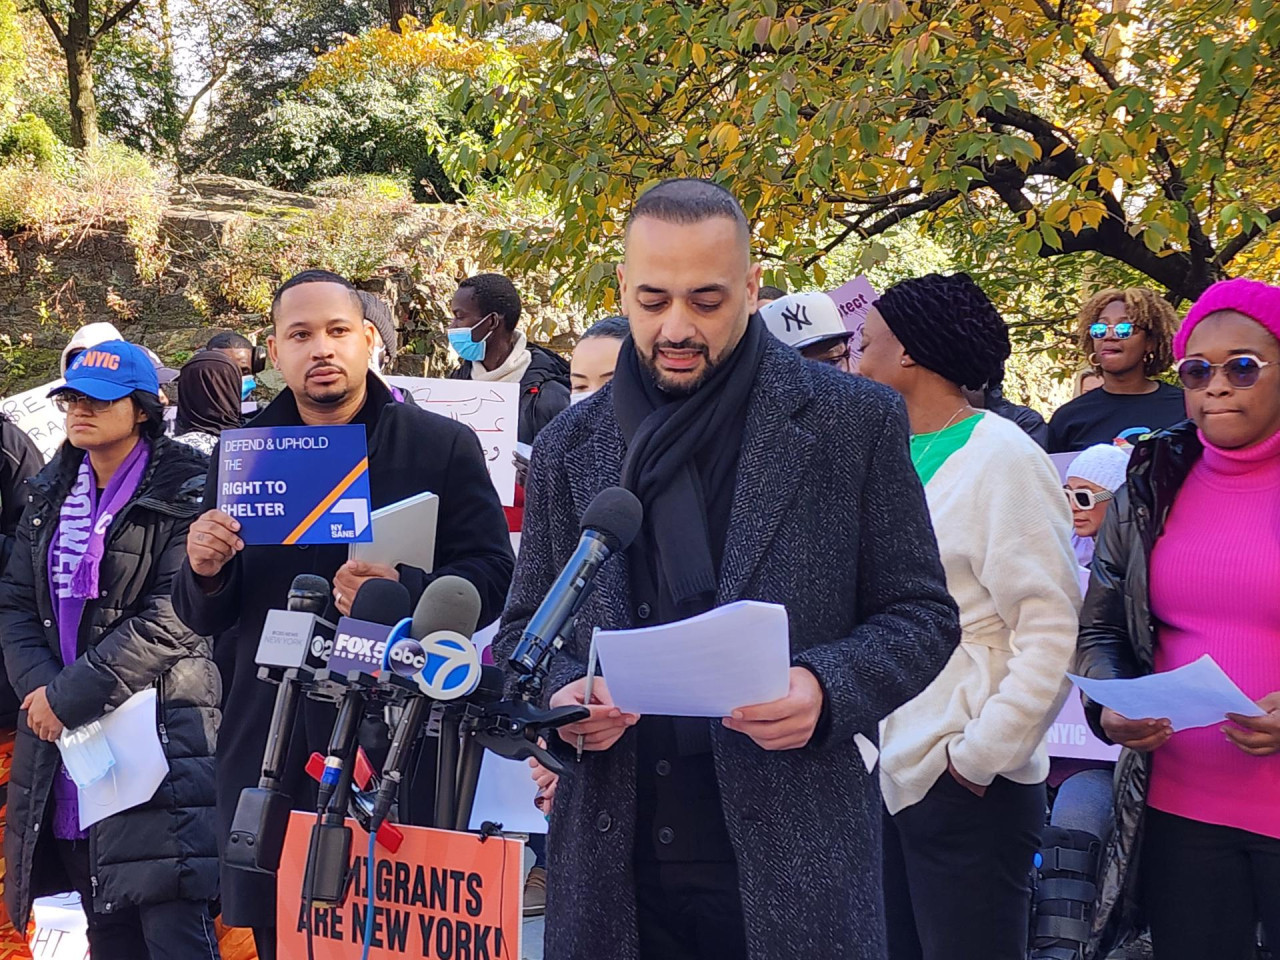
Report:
0,417,45,728
0,436,220,928
1074,420,1199,959
451,341,571,443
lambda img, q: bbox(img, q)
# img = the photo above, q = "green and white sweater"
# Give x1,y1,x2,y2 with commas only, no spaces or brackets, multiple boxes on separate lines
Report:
880,411,1082,815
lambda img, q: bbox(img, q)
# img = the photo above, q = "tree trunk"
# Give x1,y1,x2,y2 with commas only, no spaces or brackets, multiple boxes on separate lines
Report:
65,36,97,149
389,0,416,31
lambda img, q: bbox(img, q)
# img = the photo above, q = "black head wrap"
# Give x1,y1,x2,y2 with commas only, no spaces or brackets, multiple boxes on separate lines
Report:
176,350,243,437
874,272,1012,391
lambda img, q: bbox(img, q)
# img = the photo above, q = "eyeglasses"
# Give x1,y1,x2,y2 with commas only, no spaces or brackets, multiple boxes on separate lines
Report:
804,336,854,371
1089,322,1140,340
1176,354,1277,391
54,393,118,414
1064,487,1114,510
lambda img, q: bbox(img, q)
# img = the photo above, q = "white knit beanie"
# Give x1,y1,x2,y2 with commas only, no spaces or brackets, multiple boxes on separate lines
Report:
1066,443,1132,492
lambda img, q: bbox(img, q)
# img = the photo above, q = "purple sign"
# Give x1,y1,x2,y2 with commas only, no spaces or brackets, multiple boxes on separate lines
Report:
1047,691,1121,761
827,275,877,369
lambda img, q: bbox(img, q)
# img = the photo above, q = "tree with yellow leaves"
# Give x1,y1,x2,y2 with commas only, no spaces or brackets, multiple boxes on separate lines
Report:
441,0,1280,314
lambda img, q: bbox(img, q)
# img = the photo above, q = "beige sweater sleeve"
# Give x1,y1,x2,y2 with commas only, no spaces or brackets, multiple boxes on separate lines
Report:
946,441,1083,786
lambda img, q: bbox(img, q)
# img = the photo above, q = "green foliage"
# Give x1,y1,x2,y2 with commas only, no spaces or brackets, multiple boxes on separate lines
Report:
0,144,168,280
96,24,183,157
0,113,63,167
0,0,21,123
442,0,1280,315
305,173,414,202
215,194,432,313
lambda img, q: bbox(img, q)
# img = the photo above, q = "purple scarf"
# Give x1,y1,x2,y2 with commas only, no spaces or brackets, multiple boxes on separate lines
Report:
47,440,151,839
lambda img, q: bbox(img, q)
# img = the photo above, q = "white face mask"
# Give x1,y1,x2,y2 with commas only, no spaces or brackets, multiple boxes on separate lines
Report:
569,389,596,406
58,720,116,788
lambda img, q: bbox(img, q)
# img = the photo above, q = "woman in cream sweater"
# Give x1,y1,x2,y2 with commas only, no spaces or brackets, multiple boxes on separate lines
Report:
860,273,1082,960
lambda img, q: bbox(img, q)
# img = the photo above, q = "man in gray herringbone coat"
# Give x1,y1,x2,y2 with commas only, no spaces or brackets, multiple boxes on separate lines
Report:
493,179,959,960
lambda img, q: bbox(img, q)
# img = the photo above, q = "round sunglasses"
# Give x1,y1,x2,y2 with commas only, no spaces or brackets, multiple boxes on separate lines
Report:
1176,354,1277,391
1089,321,1139,340
53,392,120,414
1064,487,1114,510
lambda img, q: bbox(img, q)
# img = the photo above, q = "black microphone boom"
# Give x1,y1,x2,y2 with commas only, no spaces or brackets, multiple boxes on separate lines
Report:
510,486,642,683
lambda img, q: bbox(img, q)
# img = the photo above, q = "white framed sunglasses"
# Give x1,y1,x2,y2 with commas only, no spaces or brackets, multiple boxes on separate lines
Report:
1064,486,1114,510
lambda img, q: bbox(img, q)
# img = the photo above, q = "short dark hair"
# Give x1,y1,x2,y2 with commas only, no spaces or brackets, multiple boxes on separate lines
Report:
132,389,167,440
581,316,630,342
206,331,253,351
627,179,751,250
458,273,522,332
758,285,788,302
270,269,363,326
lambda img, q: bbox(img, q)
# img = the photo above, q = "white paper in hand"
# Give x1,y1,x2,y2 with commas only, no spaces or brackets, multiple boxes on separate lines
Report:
1068,654,1265,733
594,600,791,717
77,688,169,830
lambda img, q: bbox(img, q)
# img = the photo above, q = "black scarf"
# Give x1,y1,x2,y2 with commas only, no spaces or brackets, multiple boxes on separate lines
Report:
613,313,767,612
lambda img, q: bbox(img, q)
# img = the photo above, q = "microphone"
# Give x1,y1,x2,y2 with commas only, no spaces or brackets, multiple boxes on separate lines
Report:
305,578,409,905
371,576,484,831
510,487,642,680
226,573,335,874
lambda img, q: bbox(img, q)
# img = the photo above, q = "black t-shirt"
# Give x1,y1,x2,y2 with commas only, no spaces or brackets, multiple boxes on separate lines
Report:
1047,382,1187,452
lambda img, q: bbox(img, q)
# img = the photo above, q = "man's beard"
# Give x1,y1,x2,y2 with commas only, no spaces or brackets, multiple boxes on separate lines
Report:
640,339,716,397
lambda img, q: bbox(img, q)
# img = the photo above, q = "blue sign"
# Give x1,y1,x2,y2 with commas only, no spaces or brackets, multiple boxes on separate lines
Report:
216,425,374,545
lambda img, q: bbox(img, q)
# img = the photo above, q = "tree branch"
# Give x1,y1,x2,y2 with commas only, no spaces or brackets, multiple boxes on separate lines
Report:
95,0,144,39
179,62,229,133
1213,204,1280,270
32,0,66,47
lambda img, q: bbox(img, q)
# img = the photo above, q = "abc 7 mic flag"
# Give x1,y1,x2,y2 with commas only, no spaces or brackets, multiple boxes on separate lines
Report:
384,631,481,701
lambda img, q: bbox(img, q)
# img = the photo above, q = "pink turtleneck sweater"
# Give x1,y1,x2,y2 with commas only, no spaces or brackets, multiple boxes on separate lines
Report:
1147,427,1280,839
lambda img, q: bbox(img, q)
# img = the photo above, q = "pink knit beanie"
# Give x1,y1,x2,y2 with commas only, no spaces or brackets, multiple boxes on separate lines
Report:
1173,277,1280,359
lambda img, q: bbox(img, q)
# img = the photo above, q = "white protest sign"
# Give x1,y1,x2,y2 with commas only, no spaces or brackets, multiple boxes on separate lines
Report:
0,379,66,461
827,275,877,370
387,377,519,505
30,893,89,959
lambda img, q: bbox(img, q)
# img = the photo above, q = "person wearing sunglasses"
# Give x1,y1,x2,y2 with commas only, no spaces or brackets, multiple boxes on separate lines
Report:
760,291,857,372
859,272,1080,960
0,340,222,958
1047,288,1186,453
1063,443,1131,570
1075,277,1280,960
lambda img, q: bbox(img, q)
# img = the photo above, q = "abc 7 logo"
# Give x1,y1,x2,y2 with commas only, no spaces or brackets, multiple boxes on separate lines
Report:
418,633,481,699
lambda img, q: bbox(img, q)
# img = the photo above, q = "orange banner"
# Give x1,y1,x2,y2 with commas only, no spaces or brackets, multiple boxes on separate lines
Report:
276,813,523,960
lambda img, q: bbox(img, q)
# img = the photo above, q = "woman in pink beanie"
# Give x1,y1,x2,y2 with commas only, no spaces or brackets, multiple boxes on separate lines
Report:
1075,276,1280,959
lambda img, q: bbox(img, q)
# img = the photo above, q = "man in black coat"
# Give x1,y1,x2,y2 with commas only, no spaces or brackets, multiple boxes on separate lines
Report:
496,179,960,960
447,272,571,444
173,270,514,958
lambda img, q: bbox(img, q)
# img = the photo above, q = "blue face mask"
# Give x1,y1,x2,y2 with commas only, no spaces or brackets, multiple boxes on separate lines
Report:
240,375,256,400
448,318,491,363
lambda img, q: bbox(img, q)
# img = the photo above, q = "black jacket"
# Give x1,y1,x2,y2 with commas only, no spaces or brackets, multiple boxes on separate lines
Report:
1074,419,1199,958
451,342,571,444
0,417,45,728
497,339,960,960
0,436,219,927
172,372,514,929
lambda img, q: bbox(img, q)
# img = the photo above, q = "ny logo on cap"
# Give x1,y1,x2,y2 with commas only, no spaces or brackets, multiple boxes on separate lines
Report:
780,304,812,333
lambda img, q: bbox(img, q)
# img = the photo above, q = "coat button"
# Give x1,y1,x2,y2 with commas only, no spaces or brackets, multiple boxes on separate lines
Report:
658,827,675,845
31,518,40,527
42,619,51,628
594,811,612,833
655,760,671,776
100,590,107,598
637,603,651,620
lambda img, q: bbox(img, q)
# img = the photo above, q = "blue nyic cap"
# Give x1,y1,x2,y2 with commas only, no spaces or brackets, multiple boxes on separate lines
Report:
51,339,159,401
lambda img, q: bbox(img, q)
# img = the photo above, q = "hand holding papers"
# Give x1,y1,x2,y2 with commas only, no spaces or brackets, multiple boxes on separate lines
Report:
1069,655,1266,734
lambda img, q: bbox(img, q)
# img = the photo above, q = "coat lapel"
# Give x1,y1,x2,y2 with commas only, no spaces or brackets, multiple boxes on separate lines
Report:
718,343,816,603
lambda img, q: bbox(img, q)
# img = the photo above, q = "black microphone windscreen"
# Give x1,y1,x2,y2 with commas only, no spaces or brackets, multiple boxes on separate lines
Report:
287,574,330,615
472,664,504,703
581,486,643,552
411,575,483,640
350,578,411,625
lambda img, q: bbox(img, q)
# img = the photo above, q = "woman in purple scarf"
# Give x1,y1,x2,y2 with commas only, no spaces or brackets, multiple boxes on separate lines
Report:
0,340,221,959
